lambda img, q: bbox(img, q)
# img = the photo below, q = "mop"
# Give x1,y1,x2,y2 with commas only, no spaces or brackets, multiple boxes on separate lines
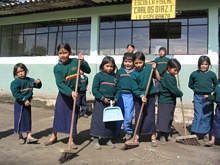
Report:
176,74,200,146
58,59,81,163
122,68,154,150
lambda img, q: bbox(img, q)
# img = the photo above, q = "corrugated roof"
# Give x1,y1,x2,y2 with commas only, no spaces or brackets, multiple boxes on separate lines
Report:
0,0,131,16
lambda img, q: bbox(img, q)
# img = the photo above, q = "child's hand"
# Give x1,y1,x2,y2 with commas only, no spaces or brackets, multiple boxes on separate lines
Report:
72,91,78,99
111,101,116,106
34,79,41,84
104,98,110,104
152,62,156,69
204,95,209,99
25,100,31,106
141,96,147,103
78,53,84,62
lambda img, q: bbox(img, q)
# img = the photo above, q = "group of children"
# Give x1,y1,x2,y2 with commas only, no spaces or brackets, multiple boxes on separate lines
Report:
10,42,220,150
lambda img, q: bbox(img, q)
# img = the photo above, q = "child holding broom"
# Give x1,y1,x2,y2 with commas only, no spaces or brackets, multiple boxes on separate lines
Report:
188,56,217,141
156,59,183,145
45,42,91,148
131,51,160,147
204,82,220,147
10,63,42,144
90,56,121,150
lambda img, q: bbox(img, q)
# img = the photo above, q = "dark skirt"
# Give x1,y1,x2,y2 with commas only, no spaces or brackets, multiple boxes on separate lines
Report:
90,100,116,138
134,95,156,135
52,92,79,135
212,105,220,138
191,94,214,134
14,101,31,134
156,103,175,133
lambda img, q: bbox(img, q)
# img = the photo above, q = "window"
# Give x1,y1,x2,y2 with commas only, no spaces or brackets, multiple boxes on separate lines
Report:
0,18,91,57
99,10,208,55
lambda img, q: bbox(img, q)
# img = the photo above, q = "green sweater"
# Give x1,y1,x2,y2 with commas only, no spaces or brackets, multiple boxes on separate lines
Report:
158,72,183,103
117,68,134,93
131,64,155,98
207,84,220,103
10,77,42,102
53,58,91,97
154,56,170,75
79,75,88,92
92,72,121,102
188,70,217,94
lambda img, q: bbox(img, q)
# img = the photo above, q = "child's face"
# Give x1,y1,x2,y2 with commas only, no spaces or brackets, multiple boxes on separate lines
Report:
168,67,179,76
124,59,134,70
103,62,114,74
16,67,26,79
58,48,70,63
200,61,209,72
127,46,134,53
159,50,166,57
134,59,144,71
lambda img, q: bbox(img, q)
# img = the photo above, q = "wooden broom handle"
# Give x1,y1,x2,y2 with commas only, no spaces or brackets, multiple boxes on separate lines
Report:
133,68,154,141
177,74,187,136
68,59,81,149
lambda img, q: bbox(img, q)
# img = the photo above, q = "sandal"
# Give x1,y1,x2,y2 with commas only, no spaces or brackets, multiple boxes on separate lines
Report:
70,143,78,149
19,138,25,145
204,141,214,147
151,139,158,147
44,137,57,146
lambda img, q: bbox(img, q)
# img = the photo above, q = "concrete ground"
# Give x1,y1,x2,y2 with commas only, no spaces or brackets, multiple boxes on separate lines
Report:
0,100,220,165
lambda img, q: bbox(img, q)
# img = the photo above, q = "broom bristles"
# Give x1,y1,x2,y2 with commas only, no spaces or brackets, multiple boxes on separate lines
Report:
176,135,200,146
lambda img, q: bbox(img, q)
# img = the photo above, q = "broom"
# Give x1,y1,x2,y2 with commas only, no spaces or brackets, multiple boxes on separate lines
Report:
176,74,200,146
58,58,81,163
122,68,154,150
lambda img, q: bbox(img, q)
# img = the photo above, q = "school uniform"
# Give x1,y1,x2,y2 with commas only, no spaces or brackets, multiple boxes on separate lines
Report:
156,72,183,133
53,58,91,135
207,84,220,138
10,77,42,133
131,64,156,135
90,72,121,138
116,67,135,135
76,75,88,115
154,56,170,93
188,70,217,134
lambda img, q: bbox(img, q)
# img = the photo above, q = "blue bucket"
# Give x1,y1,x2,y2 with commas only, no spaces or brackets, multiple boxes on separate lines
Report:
103,101,124,122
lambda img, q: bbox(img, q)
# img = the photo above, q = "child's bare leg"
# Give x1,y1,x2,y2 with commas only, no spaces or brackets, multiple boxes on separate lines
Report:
209,135,215,144
49,130,57,141
18,133,23,139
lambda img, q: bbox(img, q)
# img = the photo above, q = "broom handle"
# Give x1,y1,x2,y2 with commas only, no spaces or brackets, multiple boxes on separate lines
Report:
132,68,154,141
177,74,187,136
68,59,81,149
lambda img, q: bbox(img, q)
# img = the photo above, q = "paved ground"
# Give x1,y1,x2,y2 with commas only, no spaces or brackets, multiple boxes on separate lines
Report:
0,102,220,165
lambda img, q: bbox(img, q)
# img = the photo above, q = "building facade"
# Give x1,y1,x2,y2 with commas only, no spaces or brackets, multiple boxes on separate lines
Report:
0,0,219,103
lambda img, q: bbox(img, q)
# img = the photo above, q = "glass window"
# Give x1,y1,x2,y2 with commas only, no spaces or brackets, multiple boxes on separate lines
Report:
189,26,207,54
12,35,23,56
115,29,131,54
1,36,12,57
99,29,114,55
48,32,62,55
24,24,35,34
77,30,90,55
13,24,23,36
63,24,77,31
169,26,187,54
189,18,207,25
2,25,12,36
23,35,35,56
63,32,77,54
36,34,48,56
133,28,150,54
36,23,48,33
133,20,149,27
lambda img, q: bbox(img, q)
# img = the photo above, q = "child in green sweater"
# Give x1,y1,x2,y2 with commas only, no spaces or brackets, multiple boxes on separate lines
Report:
156,59,183,145
90,56,121,149
10,63,42,144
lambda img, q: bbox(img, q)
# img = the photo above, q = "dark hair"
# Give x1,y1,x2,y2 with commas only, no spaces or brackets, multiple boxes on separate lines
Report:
57,42,71,53
127,44,135,49
13,63,28,78
99,56,118,74
123,52,134,62
198,56,211,69
166,59,181,72
159,47,167,54
133,51,145,62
